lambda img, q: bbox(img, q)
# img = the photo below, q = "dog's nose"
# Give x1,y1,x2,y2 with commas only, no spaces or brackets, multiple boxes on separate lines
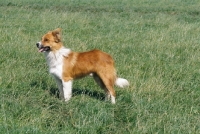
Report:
36,42,39,47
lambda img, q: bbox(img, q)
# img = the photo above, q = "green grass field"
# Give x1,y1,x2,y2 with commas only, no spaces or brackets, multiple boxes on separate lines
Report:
1,0,200,133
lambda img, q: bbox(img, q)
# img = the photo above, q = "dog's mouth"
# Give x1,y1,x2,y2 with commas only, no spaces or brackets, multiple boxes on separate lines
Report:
36,42,50,52
38,46,50,52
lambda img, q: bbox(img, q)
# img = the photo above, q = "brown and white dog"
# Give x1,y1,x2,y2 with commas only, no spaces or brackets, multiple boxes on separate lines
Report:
36,28,129,104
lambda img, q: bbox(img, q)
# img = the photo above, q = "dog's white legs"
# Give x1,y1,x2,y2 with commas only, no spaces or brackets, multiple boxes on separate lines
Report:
62,80,73,102
54,77,64,99
105,93,115,104
105,93,111,101
111,95,116,104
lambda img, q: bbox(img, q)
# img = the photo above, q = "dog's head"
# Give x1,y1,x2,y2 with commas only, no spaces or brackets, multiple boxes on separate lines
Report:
36,28,63,52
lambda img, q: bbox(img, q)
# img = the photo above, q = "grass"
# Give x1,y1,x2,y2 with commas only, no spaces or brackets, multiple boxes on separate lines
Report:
0,0,200,133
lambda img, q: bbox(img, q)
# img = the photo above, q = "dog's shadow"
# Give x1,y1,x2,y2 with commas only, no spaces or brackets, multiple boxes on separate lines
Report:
30,81,105,101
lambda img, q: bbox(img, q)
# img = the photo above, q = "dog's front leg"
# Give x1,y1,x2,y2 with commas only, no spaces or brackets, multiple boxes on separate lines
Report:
53,76,64,99
62,80,73,102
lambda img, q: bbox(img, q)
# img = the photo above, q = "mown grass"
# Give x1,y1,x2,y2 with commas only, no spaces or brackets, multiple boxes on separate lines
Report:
0,0,200,133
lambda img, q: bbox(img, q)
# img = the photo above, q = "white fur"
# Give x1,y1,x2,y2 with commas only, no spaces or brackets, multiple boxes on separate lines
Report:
62,80,73,102
53,76,64,99
44,47,71,79
111,95,116,104
44,47,72,102
115,78,129,88
105,94,115,104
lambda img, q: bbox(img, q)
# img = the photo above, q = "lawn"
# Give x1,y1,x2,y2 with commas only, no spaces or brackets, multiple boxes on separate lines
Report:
0,0,200,133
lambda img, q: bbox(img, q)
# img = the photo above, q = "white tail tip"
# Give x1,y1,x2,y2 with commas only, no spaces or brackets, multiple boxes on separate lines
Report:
115,78,129,88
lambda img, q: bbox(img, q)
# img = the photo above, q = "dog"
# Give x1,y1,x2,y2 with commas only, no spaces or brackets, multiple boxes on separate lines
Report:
36,28,129,104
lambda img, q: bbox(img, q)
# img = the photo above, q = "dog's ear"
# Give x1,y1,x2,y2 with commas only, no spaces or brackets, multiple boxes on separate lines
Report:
52,28,62,42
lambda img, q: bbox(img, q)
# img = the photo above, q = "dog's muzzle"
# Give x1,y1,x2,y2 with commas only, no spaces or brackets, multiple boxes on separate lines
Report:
36,42,50,52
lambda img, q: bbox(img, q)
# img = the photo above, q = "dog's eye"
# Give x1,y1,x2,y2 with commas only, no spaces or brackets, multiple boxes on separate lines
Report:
44,38,49,42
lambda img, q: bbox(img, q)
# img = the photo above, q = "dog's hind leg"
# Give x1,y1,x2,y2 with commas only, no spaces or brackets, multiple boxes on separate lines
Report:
93,73,111,101
99,71,116,104
103,82,116,104
93,73,116,104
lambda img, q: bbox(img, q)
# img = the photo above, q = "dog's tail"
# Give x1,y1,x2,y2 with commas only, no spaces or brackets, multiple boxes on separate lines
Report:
115,78,129,88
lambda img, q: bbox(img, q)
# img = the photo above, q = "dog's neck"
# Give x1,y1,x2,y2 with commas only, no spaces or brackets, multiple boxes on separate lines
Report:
44,47,71,68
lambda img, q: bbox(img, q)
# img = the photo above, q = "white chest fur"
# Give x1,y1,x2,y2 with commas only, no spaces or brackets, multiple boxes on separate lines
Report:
44,47,71,79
